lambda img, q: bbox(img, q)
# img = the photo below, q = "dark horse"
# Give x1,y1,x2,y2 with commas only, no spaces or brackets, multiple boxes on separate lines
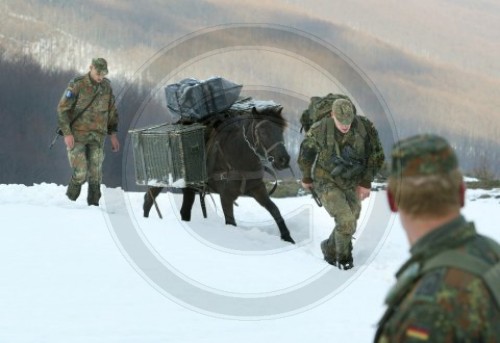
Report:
143,104,295,244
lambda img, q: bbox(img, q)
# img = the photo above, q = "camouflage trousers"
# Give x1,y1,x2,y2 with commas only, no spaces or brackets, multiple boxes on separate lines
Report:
67,131,105,186
318,185,361,259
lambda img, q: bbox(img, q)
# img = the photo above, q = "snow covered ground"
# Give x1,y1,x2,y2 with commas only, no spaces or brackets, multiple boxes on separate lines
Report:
1,183,499,343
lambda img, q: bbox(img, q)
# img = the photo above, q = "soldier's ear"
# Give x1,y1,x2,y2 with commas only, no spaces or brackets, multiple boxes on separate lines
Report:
459,181,466,208
387,189,398,213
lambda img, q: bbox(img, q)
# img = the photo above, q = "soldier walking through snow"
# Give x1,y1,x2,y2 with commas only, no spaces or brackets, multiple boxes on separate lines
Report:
57,57,120,206
297,98,384,269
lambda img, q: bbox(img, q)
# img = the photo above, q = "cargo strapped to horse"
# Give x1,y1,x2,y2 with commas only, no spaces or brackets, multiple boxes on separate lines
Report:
165,76,242,121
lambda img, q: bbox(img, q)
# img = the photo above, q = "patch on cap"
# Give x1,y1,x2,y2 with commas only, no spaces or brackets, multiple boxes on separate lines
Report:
332,99,354,125
391,134,459,177
92,57,108,75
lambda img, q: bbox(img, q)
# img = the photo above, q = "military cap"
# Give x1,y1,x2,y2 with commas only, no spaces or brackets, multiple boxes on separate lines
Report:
390,134,459,177
92,57,108,75
332,99,355,125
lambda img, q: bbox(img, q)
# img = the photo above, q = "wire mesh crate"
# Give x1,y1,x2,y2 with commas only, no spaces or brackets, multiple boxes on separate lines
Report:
129,123,207,187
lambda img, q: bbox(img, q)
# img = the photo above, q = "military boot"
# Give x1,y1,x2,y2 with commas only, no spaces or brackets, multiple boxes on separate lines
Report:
336,240,354,270
321,239,338,266
66,181,82,201
87,183,101,206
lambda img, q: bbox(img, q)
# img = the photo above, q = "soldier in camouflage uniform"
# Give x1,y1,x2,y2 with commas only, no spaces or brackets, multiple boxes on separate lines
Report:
57,58,120,206
375,134,500,342
297,98,385,269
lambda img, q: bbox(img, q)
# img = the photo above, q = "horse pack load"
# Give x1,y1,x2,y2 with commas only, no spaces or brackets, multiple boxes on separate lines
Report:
165,77,243,121
128,96,284,188
129,123,207,188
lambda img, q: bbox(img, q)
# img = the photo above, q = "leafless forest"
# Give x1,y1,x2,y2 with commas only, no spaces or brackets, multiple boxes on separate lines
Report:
1,0,499,187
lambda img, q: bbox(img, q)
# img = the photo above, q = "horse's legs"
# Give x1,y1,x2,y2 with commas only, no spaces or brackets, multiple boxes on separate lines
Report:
247,184,295,244
180,188,196,221
143,186,163,218
220,191,238,226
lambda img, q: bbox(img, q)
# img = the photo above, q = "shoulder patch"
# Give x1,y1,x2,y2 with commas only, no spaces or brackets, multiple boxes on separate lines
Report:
414,269,446,299
65,89,74,98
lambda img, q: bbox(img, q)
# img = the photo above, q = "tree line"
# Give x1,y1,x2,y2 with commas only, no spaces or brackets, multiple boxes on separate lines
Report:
0,53,497,190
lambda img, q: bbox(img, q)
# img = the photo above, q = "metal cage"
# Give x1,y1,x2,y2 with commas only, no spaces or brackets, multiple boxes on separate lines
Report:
129,123,207,187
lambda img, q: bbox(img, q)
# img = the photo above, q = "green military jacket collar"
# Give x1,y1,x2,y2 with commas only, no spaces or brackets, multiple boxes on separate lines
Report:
409,215,475,260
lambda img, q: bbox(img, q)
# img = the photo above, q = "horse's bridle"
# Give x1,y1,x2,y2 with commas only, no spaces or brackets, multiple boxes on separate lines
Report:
242,118,286,165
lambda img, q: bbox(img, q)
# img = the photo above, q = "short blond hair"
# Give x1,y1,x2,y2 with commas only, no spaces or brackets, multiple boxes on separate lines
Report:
388,169,463,217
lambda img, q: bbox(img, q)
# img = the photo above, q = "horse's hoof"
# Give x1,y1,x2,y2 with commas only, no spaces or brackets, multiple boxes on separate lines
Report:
143,199,153,218
181,213,191,221
143,204,151,218
282,235,295,244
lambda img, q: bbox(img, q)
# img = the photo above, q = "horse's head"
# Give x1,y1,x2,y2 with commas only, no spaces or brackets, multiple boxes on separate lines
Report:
249,106,291,170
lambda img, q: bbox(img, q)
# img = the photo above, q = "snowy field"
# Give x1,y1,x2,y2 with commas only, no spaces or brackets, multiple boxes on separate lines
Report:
1,183,499,343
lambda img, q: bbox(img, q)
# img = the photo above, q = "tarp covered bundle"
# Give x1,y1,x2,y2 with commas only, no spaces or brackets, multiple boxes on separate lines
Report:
228,97,282,115
165,77,243,121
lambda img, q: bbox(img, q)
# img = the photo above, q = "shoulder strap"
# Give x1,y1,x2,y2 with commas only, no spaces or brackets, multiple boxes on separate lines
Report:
69,88,100,128
325,117,336,151
354,115,367,139
485,263,500,308
422,250,500,307
322,118,341,158
422,250,490,275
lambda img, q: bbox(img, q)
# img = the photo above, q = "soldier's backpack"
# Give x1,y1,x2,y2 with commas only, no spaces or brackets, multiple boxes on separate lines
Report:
300,93,356,133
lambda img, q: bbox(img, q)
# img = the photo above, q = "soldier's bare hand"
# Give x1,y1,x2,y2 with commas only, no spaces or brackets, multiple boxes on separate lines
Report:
110,134,120,152
356,186,370,201
301,181,313,190
64,135,74,150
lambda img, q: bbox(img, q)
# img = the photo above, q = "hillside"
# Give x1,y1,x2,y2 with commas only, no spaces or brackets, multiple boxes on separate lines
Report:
1,0,499,185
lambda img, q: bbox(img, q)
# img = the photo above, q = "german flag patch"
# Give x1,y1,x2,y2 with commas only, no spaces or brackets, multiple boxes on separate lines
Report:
406,326,429,340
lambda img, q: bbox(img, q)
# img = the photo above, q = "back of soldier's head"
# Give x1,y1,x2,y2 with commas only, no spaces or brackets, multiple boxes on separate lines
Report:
388,134,463,217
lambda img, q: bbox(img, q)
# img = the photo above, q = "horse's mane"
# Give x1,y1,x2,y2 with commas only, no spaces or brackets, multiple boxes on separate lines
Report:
252,106,287,130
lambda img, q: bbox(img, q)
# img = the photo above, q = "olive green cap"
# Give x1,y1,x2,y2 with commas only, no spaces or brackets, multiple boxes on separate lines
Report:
391,134,459,177
332,99,355,125
92,57,108,75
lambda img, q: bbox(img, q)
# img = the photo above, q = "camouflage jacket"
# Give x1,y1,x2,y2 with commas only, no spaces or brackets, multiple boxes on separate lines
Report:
297,115,384,189
375,215,500,343
57,73,118,136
